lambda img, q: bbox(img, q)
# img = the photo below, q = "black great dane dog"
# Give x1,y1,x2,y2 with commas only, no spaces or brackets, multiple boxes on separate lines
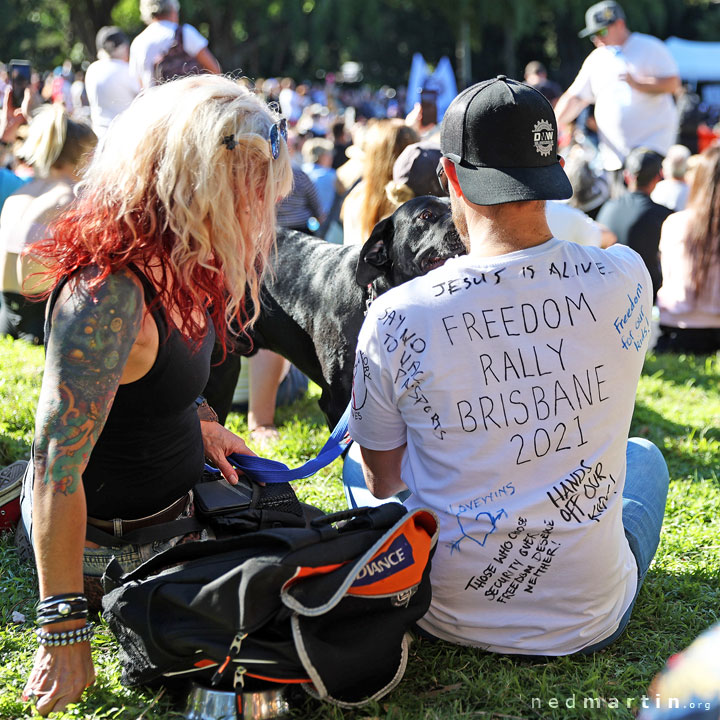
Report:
212,196,467,427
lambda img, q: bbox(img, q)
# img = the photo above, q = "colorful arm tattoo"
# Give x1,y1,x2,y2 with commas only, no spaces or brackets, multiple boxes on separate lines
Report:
33,267,144,496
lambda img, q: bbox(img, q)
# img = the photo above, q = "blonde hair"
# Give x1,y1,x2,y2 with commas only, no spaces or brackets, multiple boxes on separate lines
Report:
385,180,415,209
358,119,418,239
19,104,97,178
45,75,292,346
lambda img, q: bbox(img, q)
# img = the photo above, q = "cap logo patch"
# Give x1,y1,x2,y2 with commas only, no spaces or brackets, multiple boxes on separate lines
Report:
532,120,554,157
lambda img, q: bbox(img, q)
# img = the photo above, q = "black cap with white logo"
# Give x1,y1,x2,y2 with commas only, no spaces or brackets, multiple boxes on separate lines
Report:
440,76,572,206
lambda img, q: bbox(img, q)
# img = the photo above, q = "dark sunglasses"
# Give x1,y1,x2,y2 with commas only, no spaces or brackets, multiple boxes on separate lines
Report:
269,118,288,160
591,26,609,40
436,159,449,194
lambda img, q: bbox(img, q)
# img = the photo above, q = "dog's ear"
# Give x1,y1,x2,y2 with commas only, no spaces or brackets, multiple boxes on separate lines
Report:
356,217,393,287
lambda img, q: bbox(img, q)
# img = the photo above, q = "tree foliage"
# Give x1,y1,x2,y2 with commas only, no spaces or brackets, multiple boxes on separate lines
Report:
2,0,720,87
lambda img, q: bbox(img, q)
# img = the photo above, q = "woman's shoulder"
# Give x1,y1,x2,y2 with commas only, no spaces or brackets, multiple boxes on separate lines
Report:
56,265,145,314
661,209,693,235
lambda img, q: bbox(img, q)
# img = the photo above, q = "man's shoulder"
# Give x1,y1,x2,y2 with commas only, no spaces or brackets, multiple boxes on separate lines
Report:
627,32,678,67
365,262,459,322
628,32,667,49
602,242,654,280
596,196,625,222
648,198,673,221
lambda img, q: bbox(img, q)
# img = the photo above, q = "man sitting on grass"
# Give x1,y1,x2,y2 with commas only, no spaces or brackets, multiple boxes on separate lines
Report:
347,76,669,655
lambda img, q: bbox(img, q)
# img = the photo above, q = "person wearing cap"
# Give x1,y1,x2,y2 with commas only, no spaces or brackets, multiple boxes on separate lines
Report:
385,140,446,210
347,76,668,656
597,147,672,300
84,27,139,139
555,1,680,185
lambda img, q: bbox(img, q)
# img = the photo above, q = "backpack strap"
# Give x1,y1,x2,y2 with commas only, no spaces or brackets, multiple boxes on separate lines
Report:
174,23,184,51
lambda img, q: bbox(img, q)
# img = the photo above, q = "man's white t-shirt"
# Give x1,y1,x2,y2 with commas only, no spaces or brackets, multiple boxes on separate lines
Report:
84,58,139,138
349,239,653,655
567,33,679,171
128,20,208,89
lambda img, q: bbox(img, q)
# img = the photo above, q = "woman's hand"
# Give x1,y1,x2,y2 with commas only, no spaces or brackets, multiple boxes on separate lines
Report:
201,421,256,485
1,85,31,144
22,642,95,717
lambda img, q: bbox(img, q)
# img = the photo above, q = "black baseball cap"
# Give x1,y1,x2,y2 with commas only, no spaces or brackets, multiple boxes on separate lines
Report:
440,76,572,206
578,1,626,38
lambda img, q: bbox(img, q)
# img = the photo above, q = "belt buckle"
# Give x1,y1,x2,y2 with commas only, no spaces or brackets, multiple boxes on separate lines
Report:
112,518,123,537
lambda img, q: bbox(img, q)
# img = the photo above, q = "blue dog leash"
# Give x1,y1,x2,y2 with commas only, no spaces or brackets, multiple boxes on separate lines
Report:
204,403,352,484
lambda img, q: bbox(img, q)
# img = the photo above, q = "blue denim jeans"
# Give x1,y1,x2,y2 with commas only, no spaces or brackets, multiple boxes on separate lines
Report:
344,437,670,653
579,437,669,653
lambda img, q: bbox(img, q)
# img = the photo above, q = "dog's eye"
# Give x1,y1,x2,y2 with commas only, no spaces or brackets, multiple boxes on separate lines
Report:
418,210,433,221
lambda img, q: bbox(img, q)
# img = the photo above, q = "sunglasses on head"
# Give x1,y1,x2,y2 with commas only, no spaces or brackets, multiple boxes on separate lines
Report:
436,159,449,194
269,118,288,160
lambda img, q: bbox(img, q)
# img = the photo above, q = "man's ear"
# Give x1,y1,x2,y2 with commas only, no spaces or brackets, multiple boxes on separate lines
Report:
444,159,463,198
356,217,392,287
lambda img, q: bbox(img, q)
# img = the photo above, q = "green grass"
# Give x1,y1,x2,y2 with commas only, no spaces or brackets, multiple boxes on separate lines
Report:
1,336,718,720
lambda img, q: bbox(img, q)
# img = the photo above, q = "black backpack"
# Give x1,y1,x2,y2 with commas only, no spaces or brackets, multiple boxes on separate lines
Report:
153,24,203,84
102,504,438,707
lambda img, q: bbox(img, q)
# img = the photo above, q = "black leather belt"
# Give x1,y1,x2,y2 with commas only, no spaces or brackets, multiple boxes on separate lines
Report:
86,493,190,537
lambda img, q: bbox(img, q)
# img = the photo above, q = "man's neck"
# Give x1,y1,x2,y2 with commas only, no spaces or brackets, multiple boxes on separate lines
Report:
465,200,554,257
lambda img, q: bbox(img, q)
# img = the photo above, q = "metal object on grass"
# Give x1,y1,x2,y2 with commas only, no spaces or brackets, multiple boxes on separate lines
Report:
184,683,290,720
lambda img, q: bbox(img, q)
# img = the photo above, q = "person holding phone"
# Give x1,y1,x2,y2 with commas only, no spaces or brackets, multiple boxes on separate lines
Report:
405,86,440,144
0,105,97,344
0,85,31,211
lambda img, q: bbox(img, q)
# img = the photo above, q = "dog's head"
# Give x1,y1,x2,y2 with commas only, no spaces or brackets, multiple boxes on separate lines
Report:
356,196,467,291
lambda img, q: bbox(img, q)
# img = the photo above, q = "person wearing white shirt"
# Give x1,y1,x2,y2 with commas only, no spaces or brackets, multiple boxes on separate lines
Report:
129,0,220,89
555,1,680,180
347,76,669,656
546,200,616,247
85,27,139,139
651,144,691,212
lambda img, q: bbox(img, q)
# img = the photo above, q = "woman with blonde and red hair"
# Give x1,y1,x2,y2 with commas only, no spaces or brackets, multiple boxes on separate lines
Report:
19,74,292,715
656,145,720,353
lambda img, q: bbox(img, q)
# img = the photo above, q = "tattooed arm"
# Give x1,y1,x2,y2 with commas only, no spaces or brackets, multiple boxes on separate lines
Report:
23,266,143,716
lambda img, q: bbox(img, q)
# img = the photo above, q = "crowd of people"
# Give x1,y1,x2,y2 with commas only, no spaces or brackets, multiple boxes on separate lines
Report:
0,0,718,716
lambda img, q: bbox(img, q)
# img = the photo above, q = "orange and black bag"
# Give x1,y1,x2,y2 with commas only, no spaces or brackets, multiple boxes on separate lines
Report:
101,504,438,708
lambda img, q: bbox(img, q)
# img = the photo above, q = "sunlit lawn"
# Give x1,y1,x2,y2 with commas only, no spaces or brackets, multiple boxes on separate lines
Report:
1,337,718,719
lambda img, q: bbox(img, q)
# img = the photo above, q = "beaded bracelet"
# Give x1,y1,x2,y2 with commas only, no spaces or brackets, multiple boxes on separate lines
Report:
35,624,94,647
36,593,88,626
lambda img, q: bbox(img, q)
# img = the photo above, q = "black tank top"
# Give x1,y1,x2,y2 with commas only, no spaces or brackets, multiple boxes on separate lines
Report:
47,265,215,519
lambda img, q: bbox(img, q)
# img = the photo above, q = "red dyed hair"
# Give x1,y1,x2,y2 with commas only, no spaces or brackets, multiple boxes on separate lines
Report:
33,196,249,353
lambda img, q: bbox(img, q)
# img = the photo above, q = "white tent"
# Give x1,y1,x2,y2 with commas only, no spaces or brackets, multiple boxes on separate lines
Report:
665,37,720,82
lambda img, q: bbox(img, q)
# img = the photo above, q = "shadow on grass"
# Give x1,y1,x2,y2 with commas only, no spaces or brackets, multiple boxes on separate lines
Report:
631,399,719,483
630,400,720,480
642,351,720,395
